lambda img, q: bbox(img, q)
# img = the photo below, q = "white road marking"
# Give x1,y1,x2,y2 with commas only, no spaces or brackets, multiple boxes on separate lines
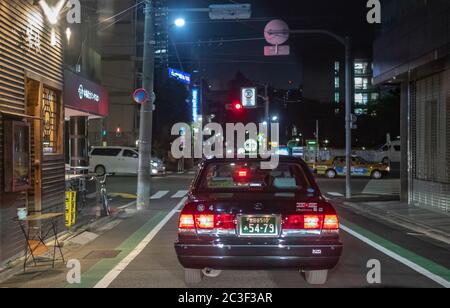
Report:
171,190,188,199
150,191,169,200
327,192,344,197
341,224,450,288
94,197,188,289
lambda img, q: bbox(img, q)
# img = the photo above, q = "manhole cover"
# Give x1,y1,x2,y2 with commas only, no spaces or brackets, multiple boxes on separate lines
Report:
84,250,121,260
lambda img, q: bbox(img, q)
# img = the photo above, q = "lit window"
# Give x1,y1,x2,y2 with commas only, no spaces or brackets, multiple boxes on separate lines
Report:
335,77,340,88
334,61,340,74
371,93,379,101
355,77,370,90
355,93,369,105
354,62,370,75
335,92,340,103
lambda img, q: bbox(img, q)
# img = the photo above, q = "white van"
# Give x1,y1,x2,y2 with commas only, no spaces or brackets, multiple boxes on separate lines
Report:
374,140,401,165
89,147,166,176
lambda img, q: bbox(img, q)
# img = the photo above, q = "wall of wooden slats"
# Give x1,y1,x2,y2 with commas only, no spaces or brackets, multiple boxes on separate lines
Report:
0,0,64,263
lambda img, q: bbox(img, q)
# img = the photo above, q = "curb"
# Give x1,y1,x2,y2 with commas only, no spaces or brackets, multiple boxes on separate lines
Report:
340,201,450,246
0,200,137,285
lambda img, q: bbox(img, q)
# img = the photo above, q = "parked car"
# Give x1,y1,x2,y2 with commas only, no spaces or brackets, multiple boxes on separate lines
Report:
314,156,390,179
373,140,401,165
88,146,166,176
175,157,343,285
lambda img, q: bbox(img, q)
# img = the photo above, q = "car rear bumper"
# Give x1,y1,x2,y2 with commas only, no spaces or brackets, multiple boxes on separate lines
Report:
175,243,343,270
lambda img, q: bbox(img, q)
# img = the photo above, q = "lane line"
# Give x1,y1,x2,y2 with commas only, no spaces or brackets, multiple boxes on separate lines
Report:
341,223,450,288
150,190,169,200
94,197,188,288
171,190,188,199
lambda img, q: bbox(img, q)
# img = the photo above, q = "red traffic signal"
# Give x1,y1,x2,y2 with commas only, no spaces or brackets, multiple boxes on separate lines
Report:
233,102,243,111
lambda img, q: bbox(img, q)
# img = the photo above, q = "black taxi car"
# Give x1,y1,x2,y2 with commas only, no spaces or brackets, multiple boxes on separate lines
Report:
175,157,343,285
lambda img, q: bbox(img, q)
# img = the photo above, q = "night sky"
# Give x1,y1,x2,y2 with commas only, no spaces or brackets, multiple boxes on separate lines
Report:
167,0,375,88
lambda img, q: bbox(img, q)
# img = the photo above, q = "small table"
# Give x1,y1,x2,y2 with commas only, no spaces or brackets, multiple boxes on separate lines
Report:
15,213,66,271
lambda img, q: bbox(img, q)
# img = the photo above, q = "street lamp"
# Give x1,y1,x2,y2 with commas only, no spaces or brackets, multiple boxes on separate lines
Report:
272,116,278,122
174,18,186,28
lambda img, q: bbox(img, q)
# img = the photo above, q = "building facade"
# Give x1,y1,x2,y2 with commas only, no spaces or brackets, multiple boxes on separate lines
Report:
0,0,65,262
373,0,450,212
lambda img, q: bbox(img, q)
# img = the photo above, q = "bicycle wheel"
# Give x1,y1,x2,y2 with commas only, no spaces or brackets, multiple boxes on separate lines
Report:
102,193,111,216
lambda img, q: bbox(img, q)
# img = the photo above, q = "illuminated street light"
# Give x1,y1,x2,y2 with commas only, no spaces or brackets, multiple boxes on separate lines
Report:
272,116,278,122
174,18,186,28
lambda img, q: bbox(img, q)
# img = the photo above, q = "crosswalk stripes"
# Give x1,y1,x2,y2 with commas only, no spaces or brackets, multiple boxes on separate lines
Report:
327,192,344,197
150,191,169,200
362,179,400,196
171,190,189,199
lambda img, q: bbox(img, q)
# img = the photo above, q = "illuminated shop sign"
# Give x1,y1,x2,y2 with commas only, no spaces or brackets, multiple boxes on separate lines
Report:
64,70,109,117
192,88,199,123
169,68,191,85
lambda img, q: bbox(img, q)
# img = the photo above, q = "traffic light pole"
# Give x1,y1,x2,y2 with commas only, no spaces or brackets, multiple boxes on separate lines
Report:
285,30,353,199
137,0,155,210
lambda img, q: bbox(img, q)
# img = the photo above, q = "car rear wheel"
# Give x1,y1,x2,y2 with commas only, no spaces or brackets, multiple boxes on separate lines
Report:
371,170,383,180
95,165,106,176
326,169,337,179
304,269,328,285
184,268,203,285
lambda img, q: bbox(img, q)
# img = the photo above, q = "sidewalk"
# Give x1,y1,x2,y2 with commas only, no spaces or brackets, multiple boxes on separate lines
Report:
340,200,450,245
0,196,136,284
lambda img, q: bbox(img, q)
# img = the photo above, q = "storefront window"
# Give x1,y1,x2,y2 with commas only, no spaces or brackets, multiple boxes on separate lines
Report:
355,93,369,105
42,87,60,154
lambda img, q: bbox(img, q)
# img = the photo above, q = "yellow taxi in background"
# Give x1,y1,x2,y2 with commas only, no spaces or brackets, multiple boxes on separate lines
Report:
311,156,390,179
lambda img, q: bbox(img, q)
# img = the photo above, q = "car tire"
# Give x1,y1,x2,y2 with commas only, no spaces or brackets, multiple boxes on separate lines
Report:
371,170,383,180
95,165,106,176
202,268,222,278
184,268,203,285
304,269,328,285
326,169,337,179
382,157,390,165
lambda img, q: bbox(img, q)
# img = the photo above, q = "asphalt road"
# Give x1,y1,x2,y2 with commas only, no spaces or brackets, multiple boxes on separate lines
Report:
2,172,448,289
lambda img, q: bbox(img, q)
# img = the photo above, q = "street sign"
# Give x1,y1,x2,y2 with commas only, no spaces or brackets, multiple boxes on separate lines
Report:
264,45,290,56
168,68,191,85
133,88,150,104
209,4,252,20
264,19,290,45
241,87,257,108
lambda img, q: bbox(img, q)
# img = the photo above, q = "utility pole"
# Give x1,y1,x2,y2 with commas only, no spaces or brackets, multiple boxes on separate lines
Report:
345,37,352,199
137,0,155,210
316,120,319,162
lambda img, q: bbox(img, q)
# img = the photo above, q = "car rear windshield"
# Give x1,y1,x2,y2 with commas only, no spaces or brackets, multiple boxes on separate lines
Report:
199,162,313,192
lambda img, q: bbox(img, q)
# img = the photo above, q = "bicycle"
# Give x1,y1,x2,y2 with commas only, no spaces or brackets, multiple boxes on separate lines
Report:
89,173,112,217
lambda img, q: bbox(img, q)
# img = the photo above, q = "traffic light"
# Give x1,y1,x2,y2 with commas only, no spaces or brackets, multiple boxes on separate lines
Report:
115,126,122,137
233,102,243,111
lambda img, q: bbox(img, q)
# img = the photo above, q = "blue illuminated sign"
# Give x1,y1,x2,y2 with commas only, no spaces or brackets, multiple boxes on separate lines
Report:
192,88,199,123
168,68,191,85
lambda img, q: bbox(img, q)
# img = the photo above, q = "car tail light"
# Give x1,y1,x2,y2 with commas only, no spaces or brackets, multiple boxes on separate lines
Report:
178,204,236,234
303,215,323,229
215,214,235,230
323,215,339,230
195,214,215,229
179,214,195,229
283,215,303,230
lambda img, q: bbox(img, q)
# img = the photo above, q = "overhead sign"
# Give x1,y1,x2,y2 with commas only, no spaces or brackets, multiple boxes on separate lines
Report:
64,70,109,117
168,68,191,85
264,19,290,45
264,45,290,56
241,87,257,108
209,4,252,20
133,88,150,104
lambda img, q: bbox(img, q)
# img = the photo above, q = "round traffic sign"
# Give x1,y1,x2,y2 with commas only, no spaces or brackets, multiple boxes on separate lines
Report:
133,88,149,104
264,19,290,45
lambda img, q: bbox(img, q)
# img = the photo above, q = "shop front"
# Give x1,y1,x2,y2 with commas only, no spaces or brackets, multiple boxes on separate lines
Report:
0,0,64,263
63,70,109,170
